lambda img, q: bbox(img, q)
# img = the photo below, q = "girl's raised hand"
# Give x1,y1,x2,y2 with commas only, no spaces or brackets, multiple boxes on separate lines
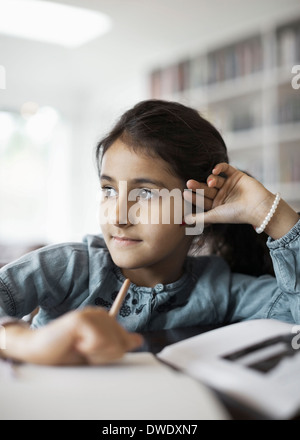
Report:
184,162,272,227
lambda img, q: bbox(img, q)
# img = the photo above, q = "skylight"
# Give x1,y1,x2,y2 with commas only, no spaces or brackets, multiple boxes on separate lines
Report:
0,0,112,48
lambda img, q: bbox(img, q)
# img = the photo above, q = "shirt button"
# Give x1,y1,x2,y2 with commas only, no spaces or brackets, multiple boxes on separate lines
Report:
154,283,164,293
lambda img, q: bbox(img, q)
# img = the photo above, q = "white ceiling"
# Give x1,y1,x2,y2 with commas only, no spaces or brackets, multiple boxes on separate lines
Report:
0,0,300,116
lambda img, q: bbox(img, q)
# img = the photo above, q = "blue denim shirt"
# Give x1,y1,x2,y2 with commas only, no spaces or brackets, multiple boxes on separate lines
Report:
1,219,300,330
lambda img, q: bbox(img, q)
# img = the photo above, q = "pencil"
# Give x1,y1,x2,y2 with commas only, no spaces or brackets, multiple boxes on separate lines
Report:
109,278,131,318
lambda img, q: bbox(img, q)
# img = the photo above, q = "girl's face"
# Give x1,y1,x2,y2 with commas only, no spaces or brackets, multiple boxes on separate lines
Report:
99,139,192,284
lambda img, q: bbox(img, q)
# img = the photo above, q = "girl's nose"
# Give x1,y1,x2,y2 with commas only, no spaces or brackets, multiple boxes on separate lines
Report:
114,194,135,227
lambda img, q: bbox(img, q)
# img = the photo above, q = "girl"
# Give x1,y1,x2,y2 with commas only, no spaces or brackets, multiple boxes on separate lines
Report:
0,99,299,366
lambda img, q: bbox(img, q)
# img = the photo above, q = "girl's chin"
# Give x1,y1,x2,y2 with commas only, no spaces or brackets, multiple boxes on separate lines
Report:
110,254,149,271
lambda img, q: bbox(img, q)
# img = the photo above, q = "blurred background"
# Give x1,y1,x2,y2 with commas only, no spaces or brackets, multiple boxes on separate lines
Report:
0,0,300,261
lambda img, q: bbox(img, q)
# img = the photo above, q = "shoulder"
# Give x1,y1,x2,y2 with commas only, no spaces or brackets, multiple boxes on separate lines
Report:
82,233,108,253
82,233,112,268
0,234,112,278
40,234,112,272
0,234,114,318
33,233,108,259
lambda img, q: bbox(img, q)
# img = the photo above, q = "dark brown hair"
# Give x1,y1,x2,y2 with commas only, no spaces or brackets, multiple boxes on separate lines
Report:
95,99,274,277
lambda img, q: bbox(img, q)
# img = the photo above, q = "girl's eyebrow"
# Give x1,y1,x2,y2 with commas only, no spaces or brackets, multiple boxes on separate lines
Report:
100,174,167,188
100,174,114,182
132,177,167,188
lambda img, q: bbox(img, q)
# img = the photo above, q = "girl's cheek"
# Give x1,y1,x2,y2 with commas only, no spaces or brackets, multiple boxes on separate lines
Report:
99,199,118,226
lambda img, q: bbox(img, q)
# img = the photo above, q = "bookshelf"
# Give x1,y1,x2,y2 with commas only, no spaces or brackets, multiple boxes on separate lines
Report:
148,16,300,212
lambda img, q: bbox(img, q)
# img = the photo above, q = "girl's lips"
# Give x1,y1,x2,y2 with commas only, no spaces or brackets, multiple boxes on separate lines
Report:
112,236,142,247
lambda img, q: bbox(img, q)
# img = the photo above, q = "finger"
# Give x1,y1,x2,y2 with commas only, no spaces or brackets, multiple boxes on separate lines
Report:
212,162,238,177
86,333,143,365
85,342,125,365
123,332,144,352
185,208,224,227
186,179,207,192
185,181,218,201
132,332,144,348
75,309,143,358
183,191,213,212
207,174,226,189
184,212,204,229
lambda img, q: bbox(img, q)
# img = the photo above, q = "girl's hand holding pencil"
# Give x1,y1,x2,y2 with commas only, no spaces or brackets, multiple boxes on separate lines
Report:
2,279,143,366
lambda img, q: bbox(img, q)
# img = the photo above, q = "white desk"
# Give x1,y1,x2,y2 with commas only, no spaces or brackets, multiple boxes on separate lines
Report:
0,353,229,420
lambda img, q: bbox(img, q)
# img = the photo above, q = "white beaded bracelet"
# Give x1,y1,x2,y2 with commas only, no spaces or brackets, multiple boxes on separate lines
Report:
255,192,281,234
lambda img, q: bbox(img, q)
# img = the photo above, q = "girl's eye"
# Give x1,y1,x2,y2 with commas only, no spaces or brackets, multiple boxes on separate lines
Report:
137,188,153,201
101,186,117,198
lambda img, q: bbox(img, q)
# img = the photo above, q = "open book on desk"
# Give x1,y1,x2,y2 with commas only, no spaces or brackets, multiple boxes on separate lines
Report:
157,319,300,420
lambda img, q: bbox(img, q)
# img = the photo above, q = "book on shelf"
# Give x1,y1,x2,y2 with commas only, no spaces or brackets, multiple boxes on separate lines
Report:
157,318,300,419
278,95,300,124
149,18,300,97
206,36,263,85
149,34,265,98
189,54,207,89
277,19,300,66
280,148,300,184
